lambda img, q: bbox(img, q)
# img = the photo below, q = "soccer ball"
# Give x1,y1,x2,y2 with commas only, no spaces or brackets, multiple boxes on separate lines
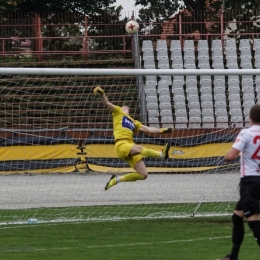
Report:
125,20,139,34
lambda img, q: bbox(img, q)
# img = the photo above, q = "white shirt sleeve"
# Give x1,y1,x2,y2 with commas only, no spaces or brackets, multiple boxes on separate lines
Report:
232,130,247,152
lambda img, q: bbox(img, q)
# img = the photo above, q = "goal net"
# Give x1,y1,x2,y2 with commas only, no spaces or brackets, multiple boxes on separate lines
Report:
0,67,258,225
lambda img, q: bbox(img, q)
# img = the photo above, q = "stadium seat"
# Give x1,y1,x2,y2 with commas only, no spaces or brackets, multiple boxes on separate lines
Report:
143,48,154,57
212,57,224,68
170,40,181,50
216,116,229,128
186,75,197,82
175,117,188,128
241,56,252,65
229,94,241,103
239,39,251,49
184,57,196,68
156,40,167,50
158,80,169,90
243,94,255,103
202,108,214,117
184,49,195,58
171,49,182,60
172,87,184,96
145,75,157,83
186,80,197,89
175,109,188,118
216,108,228,117
201,86,212,95
174,102,186,110
161,116,174,127
160,102,172,111
158,88,170,97
230,114,244,127
225,39,236,49
202,117,215,128
198,40,209,50
242,85,254,95
149,117,160,128
241,62,253,69
214,93,226,103
173,95,185,104
200,79,212,88
146,96,158,104
201,101,213,110
157,49,168,58
145,89,157,97
215,101,227,111
214,86,226,95
214,78,225,87
198,49,209,58
184,40,194,50
147,103,159,111
145,81,157,91
148,110,159,118
158,56,170,67
211,40,222,50
160,110,173,118
186,88,198,96
172,80,184,90
142,40,153,50
226,57,238,67
253,39,260,50
254,55,260,68
198,56,210,68
225,48,237,57
188,102,200,110
159,95,171,104
243,100,255,110
172,57,183,66
240,48,251,57
201,94,213,104
228,86,240,95
189,116,201,128
190,109,201,117
144,57,156,69
229,101,242,111
212,49,223,57
187,94,199,103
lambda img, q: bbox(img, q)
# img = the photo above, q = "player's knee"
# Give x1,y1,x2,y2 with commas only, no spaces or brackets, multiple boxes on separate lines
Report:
232,213,244,226
142,174,148,180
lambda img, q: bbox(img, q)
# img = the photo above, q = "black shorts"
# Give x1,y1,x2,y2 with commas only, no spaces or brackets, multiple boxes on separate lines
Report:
235,176,260,218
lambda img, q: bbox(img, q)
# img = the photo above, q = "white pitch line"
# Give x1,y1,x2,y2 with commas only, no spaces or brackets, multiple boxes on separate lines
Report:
0,234,253,253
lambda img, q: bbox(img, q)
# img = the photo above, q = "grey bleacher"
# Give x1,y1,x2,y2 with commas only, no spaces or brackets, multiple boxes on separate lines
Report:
142,38,259,128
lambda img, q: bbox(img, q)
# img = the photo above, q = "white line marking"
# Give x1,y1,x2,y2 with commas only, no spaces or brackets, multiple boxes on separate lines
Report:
0,234,253,252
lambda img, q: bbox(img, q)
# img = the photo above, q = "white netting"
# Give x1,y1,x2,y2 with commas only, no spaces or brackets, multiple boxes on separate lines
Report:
0,68,258,224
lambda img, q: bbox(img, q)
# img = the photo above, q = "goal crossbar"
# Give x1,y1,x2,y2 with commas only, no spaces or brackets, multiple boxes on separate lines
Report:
0,68,259,76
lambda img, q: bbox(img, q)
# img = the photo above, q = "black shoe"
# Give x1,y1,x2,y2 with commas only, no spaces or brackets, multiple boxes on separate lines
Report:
162,142,170,159
105,174,117,191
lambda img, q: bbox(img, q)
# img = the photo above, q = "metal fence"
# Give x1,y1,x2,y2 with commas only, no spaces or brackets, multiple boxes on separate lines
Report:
1,10,260,63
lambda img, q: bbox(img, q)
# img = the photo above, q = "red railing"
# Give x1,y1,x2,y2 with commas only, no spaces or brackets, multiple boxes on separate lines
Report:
1,10,260,63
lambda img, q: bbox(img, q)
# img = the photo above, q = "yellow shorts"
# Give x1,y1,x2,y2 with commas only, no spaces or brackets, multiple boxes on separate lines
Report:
115,139,143,168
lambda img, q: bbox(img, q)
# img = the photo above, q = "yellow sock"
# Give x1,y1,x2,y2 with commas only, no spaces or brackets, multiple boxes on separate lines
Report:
140,147,161,157
119,172,145,182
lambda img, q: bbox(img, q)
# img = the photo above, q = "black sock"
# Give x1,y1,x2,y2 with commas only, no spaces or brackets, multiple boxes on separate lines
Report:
230,214,244,259
248,220,260,246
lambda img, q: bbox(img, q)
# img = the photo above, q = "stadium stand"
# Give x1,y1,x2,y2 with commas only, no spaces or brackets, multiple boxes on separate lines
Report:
141,38,259,129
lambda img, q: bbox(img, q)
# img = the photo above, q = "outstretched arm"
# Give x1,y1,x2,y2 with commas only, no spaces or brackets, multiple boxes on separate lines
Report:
139,125,174,134
224,147,240,161
93,86,115,113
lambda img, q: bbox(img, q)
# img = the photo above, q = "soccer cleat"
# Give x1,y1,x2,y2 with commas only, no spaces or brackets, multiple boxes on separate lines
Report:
215,255,238,260
105,174,117,191
162,142,170,159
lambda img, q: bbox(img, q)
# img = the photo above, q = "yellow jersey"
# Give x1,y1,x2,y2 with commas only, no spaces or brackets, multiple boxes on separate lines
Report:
112,106,143,141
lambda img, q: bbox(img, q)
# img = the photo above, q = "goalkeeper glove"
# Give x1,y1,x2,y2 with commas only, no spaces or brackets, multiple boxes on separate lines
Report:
93,86,105,96
160,128,174,133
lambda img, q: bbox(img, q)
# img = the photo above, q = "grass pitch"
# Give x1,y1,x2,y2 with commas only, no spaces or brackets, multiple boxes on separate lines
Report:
0,217,259,260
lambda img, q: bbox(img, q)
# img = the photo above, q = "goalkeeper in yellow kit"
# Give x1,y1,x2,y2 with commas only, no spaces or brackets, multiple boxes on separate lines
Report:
93,86,172,191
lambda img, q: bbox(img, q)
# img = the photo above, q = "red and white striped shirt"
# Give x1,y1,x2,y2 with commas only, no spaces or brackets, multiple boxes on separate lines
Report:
232,125,260,178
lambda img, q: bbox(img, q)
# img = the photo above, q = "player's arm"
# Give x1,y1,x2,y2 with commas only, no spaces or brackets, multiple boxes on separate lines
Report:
93,86,115,113
224,147,240,161
139,125,174,134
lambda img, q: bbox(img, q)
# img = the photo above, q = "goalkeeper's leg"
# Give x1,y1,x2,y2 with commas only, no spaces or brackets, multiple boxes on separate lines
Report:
105,159,147,191
130,144,170,159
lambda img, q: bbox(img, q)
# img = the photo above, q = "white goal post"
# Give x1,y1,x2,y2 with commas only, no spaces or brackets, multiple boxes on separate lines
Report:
0,67,259,225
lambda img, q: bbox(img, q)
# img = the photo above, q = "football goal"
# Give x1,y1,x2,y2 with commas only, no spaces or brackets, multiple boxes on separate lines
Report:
0,67,258,224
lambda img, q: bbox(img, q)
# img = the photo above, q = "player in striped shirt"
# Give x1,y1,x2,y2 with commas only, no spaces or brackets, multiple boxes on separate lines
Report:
217,104,260,260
